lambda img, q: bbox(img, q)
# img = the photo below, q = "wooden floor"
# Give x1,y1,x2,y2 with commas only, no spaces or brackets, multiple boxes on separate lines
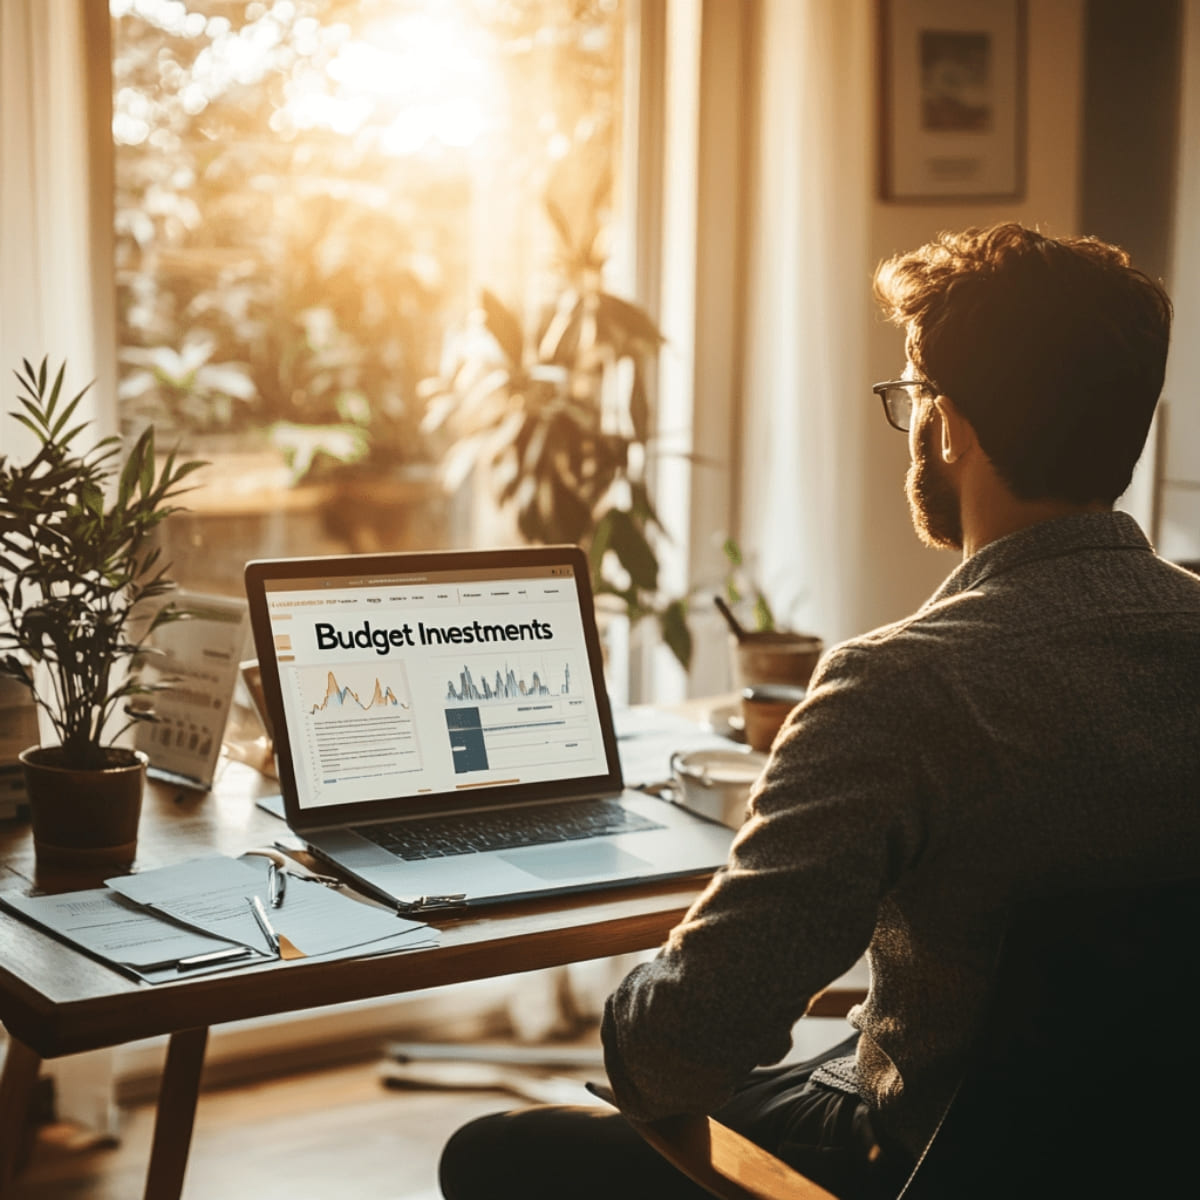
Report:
10,1018,850,1199
12,1054,580,1200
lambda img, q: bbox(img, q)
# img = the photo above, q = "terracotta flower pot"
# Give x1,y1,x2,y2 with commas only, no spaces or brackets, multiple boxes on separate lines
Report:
729,631,824,691
19,746,147,868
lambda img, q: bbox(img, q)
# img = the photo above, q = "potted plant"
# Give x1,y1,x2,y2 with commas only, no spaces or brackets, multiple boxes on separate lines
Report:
0,358,202,866
422,199,691,670
718,536,823,692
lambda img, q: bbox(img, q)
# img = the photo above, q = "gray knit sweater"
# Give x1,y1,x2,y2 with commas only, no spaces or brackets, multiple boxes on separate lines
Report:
602,511,1200,1154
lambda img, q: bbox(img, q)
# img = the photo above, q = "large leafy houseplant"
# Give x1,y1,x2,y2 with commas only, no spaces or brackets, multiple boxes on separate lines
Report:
423,202,691,669
0,359,202,777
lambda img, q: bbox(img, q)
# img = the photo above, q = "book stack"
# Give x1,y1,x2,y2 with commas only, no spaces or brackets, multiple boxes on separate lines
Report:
0,676,38,820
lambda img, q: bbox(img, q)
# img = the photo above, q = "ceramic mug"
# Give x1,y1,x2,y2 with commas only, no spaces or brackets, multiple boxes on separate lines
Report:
740,683,807,752
669,747,768,829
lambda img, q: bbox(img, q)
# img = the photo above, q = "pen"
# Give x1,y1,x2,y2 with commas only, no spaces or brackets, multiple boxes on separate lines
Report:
268,861,286,908
136,946,256,973
176,946,255,972
247,894,281,956
395,893,467,913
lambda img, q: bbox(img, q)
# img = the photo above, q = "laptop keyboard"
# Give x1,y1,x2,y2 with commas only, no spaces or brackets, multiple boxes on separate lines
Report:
358,798,665,861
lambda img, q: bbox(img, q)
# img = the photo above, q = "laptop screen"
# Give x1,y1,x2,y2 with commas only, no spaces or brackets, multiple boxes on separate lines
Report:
245,547,622,826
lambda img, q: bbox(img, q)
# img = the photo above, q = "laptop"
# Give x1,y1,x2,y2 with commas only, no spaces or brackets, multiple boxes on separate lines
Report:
243,545,735,912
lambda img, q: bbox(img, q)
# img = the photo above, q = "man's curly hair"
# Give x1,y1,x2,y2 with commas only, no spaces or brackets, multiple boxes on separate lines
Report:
874,223,1172,504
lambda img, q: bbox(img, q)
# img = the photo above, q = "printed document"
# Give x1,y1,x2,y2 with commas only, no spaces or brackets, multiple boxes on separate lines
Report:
106,855,437,958
0,887,267,983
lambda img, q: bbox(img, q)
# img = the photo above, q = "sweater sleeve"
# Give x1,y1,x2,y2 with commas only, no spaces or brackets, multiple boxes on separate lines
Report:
602,641,931,1122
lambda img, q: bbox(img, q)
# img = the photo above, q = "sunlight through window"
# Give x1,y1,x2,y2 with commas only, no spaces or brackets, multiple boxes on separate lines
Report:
111,0,627,595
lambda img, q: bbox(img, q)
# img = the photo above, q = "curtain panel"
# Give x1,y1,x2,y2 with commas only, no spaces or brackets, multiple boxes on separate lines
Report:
0,0,113,452
739,0,873,647
1158,2,1200,562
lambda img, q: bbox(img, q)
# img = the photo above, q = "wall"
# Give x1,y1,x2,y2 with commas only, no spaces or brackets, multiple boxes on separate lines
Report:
1159,2,1200,563
857,0,1087,632
732,0,1087,655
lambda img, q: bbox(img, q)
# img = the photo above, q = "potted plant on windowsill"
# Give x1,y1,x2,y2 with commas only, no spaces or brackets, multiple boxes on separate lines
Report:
0,358,202,867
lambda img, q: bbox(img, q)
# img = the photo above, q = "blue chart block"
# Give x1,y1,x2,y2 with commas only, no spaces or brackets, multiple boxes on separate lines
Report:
445,706,489,774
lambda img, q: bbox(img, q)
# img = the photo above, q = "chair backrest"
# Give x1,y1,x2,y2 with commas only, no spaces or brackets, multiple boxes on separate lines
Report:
899,877,1200,1199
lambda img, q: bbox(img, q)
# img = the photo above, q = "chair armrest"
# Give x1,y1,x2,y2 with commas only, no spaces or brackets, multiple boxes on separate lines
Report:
635,1112,839,1200
588,1084,837,1200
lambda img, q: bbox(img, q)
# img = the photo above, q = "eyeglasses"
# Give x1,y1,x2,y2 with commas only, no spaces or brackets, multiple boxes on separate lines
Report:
871,378,933,433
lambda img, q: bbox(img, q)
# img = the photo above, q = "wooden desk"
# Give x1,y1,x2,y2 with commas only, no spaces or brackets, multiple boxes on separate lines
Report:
0,755,867,1199
0,762,707,1199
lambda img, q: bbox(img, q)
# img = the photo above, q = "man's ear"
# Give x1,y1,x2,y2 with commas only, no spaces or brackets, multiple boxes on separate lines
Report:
933,396,975,465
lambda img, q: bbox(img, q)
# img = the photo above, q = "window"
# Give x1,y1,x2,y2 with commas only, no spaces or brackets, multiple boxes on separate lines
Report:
111,0,629,595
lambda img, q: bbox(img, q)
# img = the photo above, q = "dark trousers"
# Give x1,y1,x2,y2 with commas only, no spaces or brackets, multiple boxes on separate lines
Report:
438,1035,914,1200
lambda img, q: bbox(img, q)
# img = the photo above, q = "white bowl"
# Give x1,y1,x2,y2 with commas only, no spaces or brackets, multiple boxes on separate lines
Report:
669,746,769,828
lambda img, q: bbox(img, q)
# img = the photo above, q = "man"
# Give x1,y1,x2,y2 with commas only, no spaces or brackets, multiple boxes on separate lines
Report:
439,224,1200,1199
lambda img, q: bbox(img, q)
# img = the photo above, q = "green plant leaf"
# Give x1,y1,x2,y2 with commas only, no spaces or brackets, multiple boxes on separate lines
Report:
752,592,777,633
629,480,666,535
538,295,583,367
45,361,65,419
595,293,666,350
543,197,577,260
138,428,156,497
9,412,43,442
605,508,658,591
0,656,33,686
588,508,614,584
480,290,525,369
81,481,105,517
659,599,692,670
48,379,94,443
628,370,649,444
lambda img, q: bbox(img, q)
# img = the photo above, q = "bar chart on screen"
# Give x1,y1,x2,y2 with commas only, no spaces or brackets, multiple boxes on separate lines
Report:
443,655,574,704
439,651,599,777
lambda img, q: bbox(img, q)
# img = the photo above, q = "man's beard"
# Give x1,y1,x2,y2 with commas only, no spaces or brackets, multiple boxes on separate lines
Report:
905,408,963,551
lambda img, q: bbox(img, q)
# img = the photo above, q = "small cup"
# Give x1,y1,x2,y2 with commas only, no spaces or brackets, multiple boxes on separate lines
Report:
670,747,768,828
740,683,807,752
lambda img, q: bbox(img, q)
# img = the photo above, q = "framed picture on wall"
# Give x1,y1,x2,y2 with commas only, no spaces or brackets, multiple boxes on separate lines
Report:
879,0,1027,202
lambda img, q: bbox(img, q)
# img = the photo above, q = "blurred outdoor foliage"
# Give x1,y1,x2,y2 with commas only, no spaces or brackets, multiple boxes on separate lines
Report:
111,0,624,482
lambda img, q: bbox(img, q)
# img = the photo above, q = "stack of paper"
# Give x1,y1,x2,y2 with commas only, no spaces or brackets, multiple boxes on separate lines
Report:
109,856,438,962
0,855,438,984
1,886,271,984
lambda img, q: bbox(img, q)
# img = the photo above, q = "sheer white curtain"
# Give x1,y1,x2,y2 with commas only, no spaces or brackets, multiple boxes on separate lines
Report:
0,0,113,453
1156,1,1200,563
739,0,873,647
0,0,118,1135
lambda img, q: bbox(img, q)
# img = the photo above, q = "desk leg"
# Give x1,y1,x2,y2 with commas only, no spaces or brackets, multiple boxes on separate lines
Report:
0,1036,42,1197
144,1026,208,1200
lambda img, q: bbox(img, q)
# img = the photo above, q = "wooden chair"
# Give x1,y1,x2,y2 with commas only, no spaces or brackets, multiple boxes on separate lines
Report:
624,877,1200,1199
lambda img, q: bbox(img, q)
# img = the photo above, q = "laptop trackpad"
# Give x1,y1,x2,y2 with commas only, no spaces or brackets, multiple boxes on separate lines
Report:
500,842,651,881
